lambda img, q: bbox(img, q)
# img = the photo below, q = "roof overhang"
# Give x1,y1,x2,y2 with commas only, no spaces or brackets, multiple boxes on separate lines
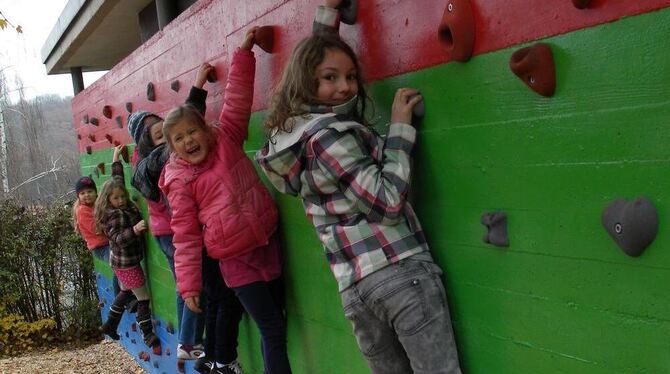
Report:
41,0,154,74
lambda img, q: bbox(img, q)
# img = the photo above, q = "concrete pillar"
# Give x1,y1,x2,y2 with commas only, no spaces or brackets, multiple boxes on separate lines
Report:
70,67,84,95
156,0,178,30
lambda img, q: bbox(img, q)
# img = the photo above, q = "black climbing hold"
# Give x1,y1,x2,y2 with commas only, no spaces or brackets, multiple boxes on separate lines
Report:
171,80,181,92
572,0,591,9
83,114,89,124
338,0,358,25
131,338,137,344
125,331,129,338
90,117,99,126
481,212,509,247
125,102,133,113
153,361,160,368
602,197,658,257
115,116,123,128
147,82,156,101
102,105,112,119
207,70,217,83
86,145,92,155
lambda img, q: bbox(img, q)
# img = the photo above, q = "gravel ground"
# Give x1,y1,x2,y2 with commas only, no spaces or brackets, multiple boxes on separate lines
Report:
0,340,145,374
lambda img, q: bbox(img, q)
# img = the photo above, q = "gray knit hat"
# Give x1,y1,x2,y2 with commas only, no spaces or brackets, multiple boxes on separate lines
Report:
127,111,159,145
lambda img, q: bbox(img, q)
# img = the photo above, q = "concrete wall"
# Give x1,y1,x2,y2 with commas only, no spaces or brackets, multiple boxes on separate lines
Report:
75,0,670,372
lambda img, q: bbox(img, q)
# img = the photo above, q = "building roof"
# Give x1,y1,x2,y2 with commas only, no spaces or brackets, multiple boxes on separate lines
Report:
41,0,154,74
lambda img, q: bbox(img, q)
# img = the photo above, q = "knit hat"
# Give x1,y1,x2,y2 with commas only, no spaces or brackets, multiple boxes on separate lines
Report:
75,176,96,194
127,111,160,145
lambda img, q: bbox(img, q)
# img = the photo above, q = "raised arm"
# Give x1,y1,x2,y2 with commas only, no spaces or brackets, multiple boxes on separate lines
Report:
313,1,341,35
111,145,126,183
217,28,257,146
131,143,169,202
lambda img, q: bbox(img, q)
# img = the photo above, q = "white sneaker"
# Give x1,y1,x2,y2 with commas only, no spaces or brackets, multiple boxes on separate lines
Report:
177,343,205,360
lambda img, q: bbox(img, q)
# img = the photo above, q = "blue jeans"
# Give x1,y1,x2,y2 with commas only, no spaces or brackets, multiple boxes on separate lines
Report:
92,245,120,295
156,235,204,345
340,255,462,374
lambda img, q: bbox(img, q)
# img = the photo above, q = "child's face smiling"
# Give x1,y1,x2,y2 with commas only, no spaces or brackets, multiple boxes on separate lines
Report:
78,188,97,206
315,48,359,106
168,120,210,165
109,187,127,209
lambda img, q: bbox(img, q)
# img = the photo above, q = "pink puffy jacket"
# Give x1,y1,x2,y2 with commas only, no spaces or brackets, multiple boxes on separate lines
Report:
160,49,279,298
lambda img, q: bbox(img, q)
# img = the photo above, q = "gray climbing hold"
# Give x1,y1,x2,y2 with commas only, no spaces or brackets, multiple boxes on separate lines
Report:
338,0,358,25
125,102,133,113
171,80,181,92
482,212,509,247
115,116,123,128
602,197,658,257
147,82,156,101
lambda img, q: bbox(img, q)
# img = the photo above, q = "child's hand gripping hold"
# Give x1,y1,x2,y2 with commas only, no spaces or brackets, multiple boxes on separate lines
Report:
391,88,423,125
194,63,216,89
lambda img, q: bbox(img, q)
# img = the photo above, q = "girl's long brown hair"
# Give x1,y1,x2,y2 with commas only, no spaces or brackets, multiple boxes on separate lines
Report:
264,34,369,137
93,178,132,235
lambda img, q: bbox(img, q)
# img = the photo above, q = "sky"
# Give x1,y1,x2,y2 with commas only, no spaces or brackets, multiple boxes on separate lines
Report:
0,0,106,102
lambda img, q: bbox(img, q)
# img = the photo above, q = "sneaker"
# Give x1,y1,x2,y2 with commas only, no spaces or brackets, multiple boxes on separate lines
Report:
177,343,205,360
194,356,214,374
210,360,244,374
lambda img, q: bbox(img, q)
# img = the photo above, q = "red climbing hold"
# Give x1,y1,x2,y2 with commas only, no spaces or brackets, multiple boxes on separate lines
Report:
152,344,162,356
88,134,96,142
509,43,556,97
139,351,150,361
105,134,114,144
147,82,156,101
572,0,592,9
120,145,130,163
102,105,112,119
131,323,137,332
113,140,121,147
97,163,105,175
255,26,275,53
177,360,185,373
438,0,475,62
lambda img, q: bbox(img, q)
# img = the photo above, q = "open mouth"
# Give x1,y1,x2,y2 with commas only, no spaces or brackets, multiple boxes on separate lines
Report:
186,145,200,155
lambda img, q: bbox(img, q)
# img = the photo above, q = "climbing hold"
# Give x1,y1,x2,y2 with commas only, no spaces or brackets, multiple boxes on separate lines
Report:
207,69,217,83
77,133,82,140
83,114,89,124
165,322,174,334
171,80,181,92
90,117,99,126
255,26,275,53
147,82,156,101
510,43,556,97
572,0,591,9
125,331,129,338
131,338,137,344
105,134,114,144
153,361,160,368
408,93,425,117
437,0,475,62
177,360,185,373
120,145,130,163
338,0,358,25
125,102,133,113
102,105,112,119
86,145,92,155
602,197,658,257
97,163,105,175
131,323,137,332
152,344,162,356
481,212,509,247
113,140,121,147
165,347,171,356
139,351,150,361
88,134,96,142
115,116,123,128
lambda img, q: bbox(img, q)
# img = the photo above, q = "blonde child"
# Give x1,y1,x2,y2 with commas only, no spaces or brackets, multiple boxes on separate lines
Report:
159,28,290,374
72,176,123,298
95,146,160,352
255,2,462,373
127,64,218,362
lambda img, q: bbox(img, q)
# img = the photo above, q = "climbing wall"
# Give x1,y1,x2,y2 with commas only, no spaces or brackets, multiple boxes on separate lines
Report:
74,0,670,372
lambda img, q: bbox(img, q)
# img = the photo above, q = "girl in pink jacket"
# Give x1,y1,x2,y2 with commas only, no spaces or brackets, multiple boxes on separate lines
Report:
160,28,291,374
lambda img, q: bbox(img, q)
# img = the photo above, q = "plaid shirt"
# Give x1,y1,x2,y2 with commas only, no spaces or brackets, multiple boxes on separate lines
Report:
256,108,428,291
104,161,144,269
